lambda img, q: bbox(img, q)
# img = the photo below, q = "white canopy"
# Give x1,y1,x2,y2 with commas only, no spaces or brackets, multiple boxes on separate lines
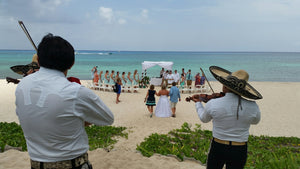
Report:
142,61,173,71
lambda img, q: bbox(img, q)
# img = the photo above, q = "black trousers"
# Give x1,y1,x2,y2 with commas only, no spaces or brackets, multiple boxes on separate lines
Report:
31,161,92,169
206,139,248,169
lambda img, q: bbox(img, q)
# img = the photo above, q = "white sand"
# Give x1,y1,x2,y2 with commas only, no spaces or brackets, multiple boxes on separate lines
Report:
0,79,299,169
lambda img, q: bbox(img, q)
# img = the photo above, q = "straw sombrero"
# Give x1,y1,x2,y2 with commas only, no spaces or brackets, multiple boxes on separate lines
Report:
10,54,40,76
209,66,262,100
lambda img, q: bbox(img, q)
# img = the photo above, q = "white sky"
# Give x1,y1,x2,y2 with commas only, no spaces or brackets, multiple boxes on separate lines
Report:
1,0,300,51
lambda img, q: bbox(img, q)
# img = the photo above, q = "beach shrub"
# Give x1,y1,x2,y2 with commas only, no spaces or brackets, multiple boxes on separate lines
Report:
0,122,27,152
137,122,211,164
0,122,128,152
136,122,300,168
139,76,150,88
85,125,128,151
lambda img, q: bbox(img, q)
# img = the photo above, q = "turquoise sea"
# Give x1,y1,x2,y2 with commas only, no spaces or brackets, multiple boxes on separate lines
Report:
1,50,300,82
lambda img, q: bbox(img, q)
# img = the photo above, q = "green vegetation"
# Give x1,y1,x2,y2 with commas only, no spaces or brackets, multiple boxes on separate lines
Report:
137,122,300,169
85,125,128,151
139,76,150,88
0,122,128,152
0,122,27,151
1,122,299,168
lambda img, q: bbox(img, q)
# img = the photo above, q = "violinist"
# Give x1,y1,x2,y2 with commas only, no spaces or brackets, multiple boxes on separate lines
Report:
191,66,262,169
15,33,114,169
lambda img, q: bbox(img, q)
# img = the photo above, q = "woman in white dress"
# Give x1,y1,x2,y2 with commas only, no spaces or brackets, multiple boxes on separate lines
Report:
155,84,172,117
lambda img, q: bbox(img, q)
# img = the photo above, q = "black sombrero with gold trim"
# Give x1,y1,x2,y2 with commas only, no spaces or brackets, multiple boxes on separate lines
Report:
209,66,263,100
10,54,39,76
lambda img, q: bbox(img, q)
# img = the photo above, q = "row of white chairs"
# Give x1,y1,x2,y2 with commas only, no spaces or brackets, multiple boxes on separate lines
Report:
87,81,140,93
179,84,210,94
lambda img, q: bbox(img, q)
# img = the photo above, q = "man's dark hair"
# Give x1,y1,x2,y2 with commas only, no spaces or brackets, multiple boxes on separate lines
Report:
172,82,176,86
37,33,74,71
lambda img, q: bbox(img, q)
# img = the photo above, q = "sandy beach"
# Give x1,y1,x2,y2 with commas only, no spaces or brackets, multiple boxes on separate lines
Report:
0,79,299,169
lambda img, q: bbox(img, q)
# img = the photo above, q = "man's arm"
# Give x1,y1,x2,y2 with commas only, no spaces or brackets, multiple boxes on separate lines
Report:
192,95,212,123
250,103,261,124
75,87,114,126
177,89,181,101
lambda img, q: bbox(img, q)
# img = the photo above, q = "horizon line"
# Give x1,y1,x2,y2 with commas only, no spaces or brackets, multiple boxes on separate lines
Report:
1,49,300,53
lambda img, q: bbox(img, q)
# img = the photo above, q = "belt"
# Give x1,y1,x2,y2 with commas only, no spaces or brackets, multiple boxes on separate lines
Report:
213,138,247,146
31,153,88,169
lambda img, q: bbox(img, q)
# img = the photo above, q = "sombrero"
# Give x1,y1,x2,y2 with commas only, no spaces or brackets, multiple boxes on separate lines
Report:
209,66,262,100
10,54,40,76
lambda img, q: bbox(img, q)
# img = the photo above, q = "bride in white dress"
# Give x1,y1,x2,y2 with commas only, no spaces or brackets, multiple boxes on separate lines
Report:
155,84,172,117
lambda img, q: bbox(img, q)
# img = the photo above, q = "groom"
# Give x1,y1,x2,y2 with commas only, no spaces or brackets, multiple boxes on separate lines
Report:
169,82,181,117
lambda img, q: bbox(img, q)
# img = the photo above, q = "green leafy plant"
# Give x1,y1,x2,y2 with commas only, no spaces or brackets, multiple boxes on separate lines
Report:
137,122,300,168
85,125,128,151
139,76,150,88
0,122,128,152
137,122,211,164
0,122,27,152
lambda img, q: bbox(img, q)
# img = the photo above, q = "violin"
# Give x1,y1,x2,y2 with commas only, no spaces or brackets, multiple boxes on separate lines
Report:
186,92,225,103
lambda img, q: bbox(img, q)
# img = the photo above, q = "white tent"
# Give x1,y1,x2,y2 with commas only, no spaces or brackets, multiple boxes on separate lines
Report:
142,61,173,71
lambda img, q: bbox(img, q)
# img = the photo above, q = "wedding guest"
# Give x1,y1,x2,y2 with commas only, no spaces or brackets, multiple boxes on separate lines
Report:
186,69,193,87
160,68,165,78
169,82,181,117
162,70,169,86
200,72,206,85
93,69,99,86
173,69,180,85
181,68,186,80
115,78,122,104
91,66,98,81
116,71,120,80
166,70,174,87
179,73,186,90
195,73,201,87
122,72,127,85
127,72,133,92
133,69,139,85
144,84,156,118
110,70,115,84
99,70,103,84
104,70,110,84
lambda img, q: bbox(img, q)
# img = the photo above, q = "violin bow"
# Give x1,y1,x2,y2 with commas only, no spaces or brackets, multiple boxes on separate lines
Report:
18,21,38,52
200,67,215,94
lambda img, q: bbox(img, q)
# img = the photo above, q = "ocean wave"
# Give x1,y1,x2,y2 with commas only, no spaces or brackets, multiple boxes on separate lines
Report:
75,52,112,55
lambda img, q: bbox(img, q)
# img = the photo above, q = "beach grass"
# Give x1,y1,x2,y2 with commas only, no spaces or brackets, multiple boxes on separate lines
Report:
0,122,128,152
1,121,299,168
85,125,128,151
136,122,300,168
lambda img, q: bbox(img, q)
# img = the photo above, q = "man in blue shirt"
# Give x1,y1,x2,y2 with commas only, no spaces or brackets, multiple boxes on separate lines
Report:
169,82,181,117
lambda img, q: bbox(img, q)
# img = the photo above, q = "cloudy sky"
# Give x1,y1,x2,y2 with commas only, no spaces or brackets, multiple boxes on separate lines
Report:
1,0,300,51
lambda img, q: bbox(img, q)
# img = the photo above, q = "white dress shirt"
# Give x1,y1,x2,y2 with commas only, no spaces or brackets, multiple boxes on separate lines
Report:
16,67,114,162
195,93,260,142
173,73,180,83
166,74,174,84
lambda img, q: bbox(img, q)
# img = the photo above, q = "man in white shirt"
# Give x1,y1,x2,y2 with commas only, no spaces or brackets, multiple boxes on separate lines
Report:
191,66,262,169
173,69,180,85
166,70,174,86
16,34,114,169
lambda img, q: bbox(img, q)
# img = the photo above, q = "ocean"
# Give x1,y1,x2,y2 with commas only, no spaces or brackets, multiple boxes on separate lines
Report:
1,50,300,82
